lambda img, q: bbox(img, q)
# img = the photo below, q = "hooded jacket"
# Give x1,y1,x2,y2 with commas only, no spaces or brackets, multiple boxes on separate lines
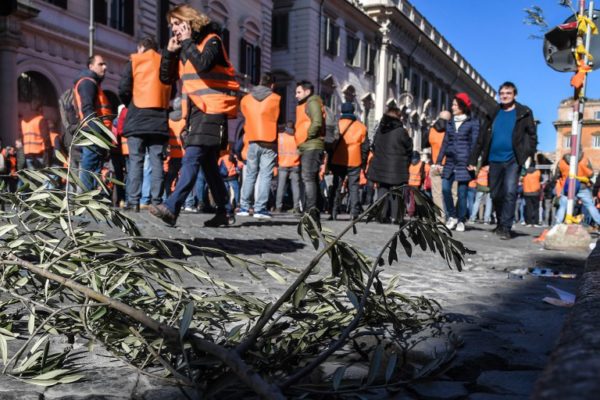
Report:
367,114,413,185
295,94,325,152
469,102,537,167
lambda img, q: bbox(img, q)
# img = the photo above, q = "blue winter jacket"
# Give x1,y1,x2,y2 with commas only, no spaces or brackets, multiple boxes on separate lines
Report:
436,117,480,182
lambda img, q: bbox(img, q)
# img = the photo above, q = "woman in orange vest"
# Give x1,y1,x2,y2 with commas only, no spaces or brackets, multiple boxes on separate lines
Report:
468,165,492,224
275,121,301,213
328,102,369,220
522,162,542,226
218,147,241,211
150,4,239,227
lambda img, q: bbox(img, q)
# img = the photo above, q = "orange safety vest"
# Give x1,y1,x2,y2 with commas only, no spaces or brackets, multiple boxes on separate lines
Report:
476,166,489,188
21,115,46,156
408,161,423,187
131,49,171,109
428,127,445,164
558,157,594,180
168,118,186,159
180,33,239,118
50,131,60,149
468,179,477,189
74,77,113,130
523,170,541,194
295,101,325,146
331,119,367,167
278,133,300,167
241,92,281,143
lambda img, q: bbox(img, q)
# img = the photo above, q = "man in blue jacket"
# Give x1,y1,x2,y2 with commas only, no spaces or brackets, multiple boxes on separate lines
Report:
468,82,537,240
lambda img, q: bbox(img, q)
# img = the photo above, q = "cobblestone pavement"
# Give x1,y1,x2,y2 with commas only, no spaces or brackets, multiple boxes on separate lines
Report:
0,211,590,400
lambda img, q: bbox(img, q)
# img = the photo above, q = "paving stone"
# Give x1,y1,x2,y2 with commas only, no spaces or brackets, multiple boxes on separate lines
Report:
0,392,42,400
43,369,138,399
476,370,539,395
409,381,469,399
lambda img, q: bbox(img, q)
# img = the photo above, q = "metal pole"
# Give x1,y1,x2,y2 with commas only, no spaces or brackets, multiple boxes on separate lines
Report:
565,0,594,222
89,0,95,57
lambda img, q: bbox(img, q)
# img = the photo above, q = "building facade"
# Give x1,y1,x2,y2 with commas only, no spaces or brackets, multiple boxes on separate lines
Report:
554,98,600,172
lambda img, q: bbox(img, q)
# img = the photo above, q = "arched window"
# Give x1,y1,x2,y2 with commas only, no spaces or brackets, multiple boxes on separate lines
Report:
18,71,58,108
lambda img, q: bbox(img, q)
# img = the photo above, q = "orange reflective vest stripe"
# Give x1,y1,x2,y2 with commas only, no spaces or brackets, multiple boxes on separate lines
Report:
331,119,367,167
558,156,594,180
476,166,489,187
295,102,325,146
278,133,300,167
74,77,113,130
180,33,239,118
428,127,445,164
21,115,46,155
523,170,541,194
241,92,281,143
131,49,171,109
468,179,477,189
121,136,129,156
408,161,423,187
168,118,186,159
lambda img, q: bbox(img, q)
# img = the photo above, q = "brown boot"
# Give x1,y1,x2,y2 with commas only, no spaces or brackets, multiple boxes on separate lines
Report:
149,204,177,226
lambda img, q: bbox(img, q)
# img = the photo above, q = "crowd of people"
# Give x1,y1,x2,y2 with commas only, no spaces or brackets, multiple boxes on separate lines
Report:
4,3,600,240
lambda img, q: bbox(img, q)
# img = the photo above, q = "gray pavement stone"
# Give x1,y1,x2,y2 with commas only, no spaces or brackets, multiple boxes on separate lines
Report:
409,381,469,399
476,370,539,395
0,392,42,400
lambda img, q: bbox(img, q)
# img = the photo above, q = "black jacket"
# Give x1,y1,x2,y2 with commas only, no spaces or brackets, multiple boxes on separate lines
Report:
367,114,413,185
469,102,537,167
119,52,170,138
74,69,108,135
160,23,228,148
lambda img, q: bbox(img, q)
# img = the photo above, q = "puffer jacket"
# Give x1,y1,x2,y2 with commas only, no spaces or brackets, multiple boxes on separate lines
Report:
367,114,413,185
437,116,480,182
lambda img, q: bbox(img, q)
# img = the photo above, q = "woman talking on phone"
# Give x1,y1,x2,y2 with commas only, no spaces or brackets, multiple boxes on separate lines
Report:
150,4,239,227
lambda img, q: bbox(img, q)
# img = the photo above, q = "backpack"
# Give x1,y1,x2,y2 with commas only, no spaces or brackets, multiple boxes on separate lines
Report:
323,106,340,152
58,88,79,149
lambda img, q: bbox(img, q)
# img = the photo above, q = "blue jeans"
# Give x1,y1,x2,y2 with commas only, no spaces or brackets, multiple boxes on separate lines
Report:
442,175,468,222
141,153,152,205
184,168,208,208
80,145,106,192
240,142,277,213
555,187,600,225
276,166,301,210
224,178,240,209
164,145,231,216
127,135,167,206
467,187,476,218
489,159,520,230
469,191,492,222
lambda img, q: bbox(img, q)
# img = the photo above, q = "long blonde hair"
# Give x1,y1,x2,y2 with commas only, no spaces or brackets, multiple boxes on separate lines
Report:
166,4,211,32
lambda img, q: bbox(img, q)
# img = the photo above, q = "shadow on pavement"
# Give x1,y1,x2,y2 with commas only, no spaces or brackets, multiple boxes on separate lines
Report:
152,237,306,257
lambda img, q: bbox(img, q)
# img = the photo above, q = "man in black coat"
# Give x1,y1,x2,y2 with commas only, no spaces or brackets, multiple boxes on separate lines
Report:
468,82,537,239
368,106,413,223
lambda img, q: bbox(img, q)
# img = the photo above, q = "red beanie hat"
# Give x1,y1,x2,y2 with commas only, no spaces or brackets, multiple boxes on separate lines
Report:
454,92,472,111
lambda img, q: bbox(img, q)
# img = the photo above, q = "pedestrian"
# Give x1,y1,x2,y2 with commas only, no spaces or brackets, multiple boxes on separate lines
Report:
74,54,113,192
468,82,537,240
21,101,51,171
218,149,241,211
294,80,326,223
367,105,413,223
468,165,492,224
275,121,301,213
327,102,369,221
119,36,171,212
150,4,239,227
522,160,542,226
435,93,480,232
422,111,451,213
164,97,185,197
237,73,280,219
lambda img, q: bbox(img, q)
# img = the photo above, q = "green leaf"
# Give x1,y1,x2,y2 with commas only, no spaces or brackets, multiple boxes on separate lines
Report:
180,302,194,340
346,290,359,309
265,268,286,284
292,282,309,308
54,150,68,165
30,369,72,380
0,334,8,365
366,343,384,385
28,308,35,335
0,224,17,237
332,365,346,390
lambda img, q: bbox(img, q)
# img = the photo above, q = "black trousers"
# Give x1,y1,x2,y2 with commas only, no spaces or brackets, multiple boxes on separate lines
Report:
524,195,539,225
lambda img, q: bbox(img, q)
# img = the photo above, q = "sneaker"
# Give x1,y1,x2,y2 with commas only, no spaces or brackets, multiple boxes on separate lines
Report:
183,206,197,213
273,208,283,213
445,217,458,230
124,203,140,213
534,224,544,228
466,219,475,225
236,208,250,217
253,210,272,219
526,224,533,227
520,221,526,225
455,222,465,232
499,229,513,240
204,213,234,227
483,221,490,225
149,204,177,226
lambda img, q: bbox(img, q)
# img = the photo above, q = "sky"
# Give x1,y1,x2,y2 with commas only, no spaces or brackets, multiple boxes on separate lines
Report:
409,0,593,151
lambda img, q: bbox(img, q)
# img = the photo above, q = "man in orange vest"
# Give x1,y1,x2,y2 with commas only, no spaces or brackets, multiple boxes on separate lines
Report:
327,102,368,220
275,121,301,213
164,97,185,197
422,111,451,212
21,101,51,171
295,80,325,223
237,73,280,219
119,36,172,212
150,4,238,227
74,54,113,192
522,160,542,226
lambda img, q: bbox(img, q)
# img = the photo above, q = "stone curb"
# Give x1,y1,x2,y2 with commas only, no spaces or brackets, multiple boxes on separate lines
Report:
532,241,600,400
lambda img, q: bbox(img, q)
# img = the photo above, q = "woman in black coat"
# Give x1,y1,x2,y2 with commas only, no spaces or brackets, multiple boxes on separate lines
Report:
368,107,413,222
434,93,479,232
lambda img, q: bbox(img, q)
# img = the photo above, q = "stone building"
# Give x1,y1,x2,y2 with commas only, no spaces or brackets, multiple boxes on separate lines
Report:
554,98,600,172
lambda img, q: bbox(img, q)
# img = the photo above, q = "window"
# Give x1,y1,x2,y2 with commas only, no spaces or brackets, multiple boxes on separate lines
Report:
94,0,134,35
363,42,376,75
239,38,261,85
593,135,600,148
595,111,600,120
272,13,289,49
563,134,572,148
421,79,429,104
432,86,440,115
411,73,421,100
346,35,361,67
44,0,67,8
274,85,287,125
324,16,339,56
158,0,176,47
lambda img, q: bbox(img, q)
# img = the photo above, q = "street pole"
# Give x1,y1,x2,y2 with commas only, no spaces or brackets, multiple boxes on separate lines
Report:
565,0,594,222
89,0,95,57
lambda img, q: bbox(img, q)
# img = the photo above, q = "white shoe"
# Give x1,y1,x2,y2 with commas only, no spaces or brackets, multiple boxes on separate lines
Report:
455,222,465,232
445,217,458,230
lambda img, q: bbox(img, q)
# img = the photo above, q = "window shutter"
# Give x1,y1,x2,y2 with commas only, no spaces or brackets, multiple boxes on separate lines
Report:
239,38,248,78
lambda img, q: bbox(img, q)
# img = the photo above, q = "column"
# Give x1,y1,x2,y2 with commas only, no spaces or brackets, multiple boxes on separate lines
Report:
374,20,391,122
